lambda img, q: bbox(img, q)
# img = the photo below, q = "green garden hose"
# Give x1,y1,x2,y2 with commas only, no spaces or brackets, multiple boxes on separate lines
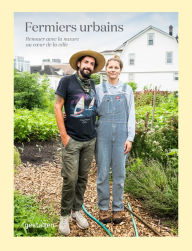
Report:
127,202,139,237
82,204,113,237
82,202,140,237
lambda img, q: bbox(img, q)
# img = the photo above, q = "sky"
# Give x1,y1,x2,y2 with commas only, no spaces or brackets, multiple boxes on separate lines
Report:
14,12,178,65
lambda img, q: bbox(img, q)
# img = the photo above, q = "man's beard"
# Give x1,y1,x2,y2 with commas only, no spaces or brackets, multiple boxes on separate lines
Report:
80,68,92,79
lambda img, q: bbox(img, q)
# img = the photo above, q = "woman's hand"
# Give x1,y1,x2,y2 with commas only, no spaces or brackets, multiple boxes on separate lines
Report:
124,140,132,154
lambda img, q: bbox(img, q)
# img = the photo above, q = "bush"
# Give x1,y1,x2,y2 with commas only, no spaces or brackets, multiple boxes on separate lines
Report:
14,191,57,236
14,108,59,142
136,102,178,129
125,158,178,218
135,89,169,107
91,73,100,85
133,93,178,164
125,91,178,219
14,146,21,167
125,82,137,92
14,71,55,110
132,121,178,164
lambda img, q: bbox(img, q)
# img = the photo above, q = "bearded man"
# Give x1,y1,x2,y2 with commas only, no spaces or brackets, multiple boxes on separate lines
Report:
55,50,105,235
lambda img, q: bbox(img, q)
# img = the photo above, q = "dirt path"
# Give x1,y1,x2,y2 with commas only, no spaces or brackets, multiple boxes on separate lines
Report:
14,140,176,237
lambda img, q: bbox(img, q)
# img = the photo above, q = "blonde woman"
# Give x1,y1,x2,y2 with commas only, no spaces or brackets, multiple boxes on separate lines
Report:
95,56,135,224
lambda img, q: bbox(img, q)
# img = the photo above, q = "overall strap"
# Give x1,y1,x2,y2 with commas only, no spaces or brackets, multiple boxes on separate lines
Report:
90,79,96,92
122,83,127,92
90,79,95,87
102,82,108,94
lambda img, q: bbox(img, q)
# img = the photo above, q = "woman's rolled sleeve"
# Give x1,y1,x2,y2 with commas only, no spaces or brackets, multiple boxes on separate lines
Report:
127,89,135,142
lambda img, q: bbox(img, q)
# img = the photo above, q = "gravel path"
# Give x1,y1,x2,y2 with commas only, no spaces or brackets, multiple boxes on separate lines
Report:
14,141,176,237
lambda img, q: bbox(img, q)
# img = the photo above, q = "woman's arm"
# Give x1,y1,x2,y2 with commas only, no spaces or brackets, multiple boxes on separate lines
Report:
124,88,135,154
127,89,135,142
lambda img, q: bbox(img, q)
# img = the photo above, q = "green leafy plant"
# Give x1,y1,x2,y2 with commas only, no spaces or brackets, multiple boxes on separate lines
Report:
132,93,178,163
14,146,21,167
14,191,58,236
135,89,170,107
126,91,178,219
125,82,137,92
14,108,59,142
125,158,178,217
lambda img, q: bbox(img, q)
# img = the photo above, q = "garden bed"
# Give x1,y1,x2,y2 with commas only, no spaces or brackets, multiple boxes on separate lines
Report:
15,139,61,164
14,140,177,237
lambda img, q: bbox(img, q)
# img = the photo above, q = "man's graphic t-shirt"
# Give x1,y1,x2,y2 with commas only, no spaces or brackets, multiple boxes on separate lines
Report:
55,74,97,141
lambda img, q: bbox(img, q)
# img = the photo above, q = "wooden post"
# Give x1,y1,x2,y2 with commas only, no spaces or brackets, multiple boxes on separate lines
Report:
145,111,150,129
151,86,157,129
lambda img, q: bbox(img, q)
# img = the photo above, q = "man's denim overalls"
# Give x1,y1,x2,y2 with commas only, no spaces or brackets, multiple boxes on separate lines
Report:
96,82,128,211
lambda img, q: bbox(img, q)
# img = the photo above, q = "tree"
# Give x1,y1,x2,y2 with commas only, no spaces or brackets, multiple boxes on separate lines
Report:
14,71,53,110
91,73,100,85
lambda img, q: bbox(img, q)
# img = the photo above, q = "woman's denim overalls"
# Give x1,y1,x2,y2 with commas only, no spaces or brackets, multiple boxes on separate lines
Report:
96,82,128,211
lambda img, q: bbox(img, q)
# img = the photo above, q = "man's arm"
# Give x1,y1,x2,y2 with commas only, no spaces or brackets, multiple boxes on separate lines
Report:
54,94,70,146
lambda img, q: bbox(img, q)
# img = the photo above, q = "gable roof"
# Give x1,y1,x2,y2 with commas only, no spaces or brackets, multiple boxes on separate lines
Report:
100,49,122,54
113,25,178,51
30,64,74,76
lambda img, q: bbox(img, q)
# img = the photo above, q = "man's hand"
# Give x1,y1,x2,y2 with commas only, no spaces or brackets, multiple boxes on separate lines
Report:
124,140,132,154
62,134,70,147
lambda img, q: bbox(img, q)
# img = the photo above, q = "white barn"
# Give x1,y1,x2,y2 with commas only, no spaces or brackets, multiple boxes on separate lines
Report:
100,25,178,91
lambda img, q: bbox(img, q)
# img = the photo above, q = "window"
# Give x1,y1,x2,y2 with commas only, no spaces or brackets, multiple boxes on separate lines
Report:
174,72,178,80
166,52,173,64
129,73,134,82
129,53,135,65
148,33,154,45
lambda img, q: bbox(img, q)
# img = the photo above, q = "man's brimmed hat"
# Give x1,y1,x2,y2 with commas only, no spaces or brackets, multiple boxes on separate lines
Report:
69,50,105,73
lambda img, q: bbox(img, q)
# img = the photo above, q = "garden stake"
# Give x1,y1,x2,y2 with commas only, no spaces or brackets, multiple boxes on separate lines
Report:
124,205,162,236
151,86,157,129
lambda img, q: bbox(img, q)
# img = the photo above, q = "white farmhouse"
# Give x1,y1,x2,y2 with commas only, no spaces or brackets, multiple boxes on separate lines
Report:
100,25,178,91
